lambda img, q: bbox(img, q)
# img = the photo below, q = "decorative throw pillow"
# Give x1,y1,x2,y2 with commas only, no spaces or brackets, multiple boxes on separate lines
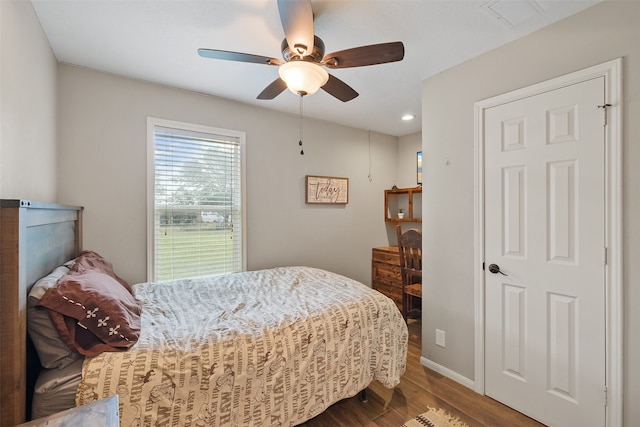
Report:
37,267,142,357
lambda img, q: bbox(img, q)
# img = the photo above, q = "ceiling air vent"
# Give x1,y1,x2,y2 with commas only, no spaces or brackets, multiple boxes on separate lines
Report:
481,0,544,28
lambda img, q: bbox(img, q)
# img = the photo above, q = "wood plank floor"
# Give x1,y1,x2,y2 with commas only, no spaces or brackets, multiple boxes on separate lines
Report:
299,319,546,427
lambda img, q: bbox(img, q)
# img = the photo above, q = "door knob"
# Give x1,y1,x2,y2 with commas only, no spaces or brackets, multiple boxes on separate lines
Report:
488,263,508,276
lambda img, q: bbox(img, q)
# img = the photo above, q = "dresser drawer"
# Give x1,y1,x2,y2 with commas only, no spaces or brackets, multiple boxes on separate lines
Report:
371,246,402,310
372,249,399,265
372,261,401,285
372,280,402,307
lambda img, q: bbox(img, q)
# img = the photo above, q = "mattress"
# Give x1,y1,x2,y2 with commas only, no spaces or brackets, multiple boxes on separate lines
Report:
76,266,408,426
32,359,84,420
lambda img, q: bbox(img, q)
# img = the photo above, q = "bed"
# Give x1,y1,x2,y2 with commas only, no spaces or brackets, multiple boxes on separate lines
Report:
0,200,408,426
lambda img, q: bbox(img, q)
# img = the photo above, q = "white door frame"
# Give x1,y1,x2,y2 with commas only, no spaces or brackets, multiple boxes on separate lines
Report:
473,58,622,427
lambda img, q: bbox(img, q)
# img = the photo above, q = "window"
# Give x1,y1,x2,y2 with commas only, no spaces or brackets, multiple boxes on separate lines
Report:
147,118,246,281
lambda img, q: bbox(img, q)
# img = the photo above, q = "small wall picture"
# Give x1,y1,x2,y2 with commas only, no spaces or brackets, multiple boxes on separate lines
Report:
417,151,423,185
305,175,349,204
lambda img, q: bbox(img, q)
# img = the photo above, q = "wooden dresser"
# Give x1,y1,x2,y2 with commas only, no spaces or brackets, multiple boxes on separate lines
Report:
371,246,402,310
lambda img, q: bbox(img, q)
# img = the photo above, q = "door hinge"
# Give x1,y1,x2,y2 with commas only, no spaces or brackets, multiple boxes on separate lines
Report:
597,103,611,126
603,247,608,265
603,386,608,406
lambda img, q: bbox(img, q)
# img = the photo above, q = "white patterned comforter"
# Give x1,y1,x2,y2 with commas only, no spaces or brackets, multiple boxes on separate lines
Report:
76,266,408,426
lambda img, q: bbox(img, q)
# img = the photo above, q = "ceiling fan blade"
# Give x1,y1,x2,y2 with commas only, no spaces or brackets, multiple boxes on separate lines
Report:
277,0,314,57
323,42,405,69
321,74,359,102
198,48,282,66
257,78,288,100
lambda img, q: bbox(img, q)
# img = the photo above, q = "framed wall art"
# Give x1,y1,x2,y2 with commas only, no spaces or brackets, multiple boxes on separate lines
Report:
417,151,423,185
305,175,349,204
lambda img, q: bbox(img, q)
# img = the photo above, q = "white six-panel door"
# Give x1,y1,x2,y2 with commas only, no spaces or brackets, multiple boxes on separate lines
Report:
484,76,606,426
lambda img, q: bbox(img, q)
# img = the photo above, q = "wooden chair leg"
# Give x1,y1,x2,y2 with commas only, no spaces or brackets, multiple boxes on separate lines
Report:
402,290,408,321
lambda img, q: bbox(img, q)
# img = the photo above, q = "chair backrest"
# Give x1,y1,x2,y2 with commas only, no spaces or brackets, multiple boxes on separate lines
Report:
396,225,422,284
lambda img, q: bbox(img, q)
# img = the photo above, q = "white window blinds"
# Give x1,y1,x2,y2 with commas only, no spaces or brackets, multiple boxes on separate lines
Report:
149,120,244,281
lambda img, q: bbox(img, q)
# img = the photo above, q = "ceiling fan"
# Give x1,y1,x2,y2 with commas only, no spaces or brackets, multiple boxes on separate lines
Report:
197,0,405,102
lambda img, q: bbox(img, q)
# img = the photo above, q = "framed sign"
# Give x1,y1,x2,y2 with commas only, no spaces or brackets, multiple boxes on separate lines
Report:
417,151,423,185
305,175,349,204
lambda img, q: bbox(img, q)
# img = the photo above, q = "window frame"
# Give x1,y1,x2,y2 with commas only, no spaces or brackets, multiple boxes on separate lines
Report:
146,117,247,281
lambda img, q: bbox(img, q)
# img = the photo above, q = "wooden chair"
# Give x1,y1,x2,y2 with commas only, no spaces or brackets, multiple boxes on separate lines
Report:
396,225,422,321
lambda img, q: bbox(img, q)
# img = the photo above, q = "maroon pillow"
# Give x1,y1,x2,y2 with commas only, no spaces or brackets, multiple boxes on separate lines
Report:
70,250,133,294
37,268,141,357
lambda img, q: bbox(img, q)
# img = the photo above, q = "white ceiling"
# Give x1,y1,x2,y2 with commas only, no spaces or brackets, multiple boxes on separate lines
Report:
30,0,601,137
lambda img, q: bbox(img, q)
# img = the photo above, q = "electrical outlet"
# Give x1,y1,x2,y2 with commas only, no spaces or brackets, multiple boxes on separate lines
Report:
436,329,446,347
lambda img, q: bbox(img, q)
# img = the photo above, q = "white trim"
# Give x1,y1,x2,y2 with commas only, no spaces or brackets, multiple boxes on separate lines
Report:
604,58,623,427
473,98,486,395
146,117,247,281
420,356,475,390
473,58,622,427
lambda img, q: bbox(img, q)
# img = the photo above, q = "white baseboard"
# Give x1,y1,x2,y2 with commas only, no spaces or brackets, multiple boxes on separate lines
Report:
420,356,476,391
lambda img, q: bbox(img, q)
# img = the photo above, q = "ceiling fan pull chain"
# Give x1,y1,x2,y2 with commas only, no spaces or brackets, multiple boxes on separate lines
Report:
299,94,304,155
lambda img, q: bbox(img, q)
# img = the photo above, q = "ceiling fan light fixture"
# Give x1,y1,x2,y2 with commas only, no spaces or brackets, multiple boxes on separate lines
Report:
279,61,329,96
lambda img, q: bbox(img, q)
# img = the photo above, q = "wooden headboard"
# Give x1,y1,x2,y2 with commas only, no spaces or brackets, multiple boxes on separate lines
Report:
0,200,83,427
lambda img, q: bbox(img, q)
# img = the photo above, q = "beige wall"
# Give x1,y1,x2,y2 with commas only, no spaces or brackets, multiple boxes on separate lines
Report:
397,132,421,189
0,0,58,201
422,0,639,424
56,65,398,285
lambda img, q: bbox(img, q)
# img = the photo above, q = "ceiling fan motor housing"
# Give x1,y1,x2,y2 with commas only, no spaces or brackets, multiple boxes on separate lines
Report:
281,36,325,63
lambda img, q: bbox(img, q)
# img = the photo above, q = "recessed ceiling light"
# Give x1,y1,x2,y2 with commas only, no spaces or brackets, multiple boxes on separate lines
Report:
402,114,415,121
